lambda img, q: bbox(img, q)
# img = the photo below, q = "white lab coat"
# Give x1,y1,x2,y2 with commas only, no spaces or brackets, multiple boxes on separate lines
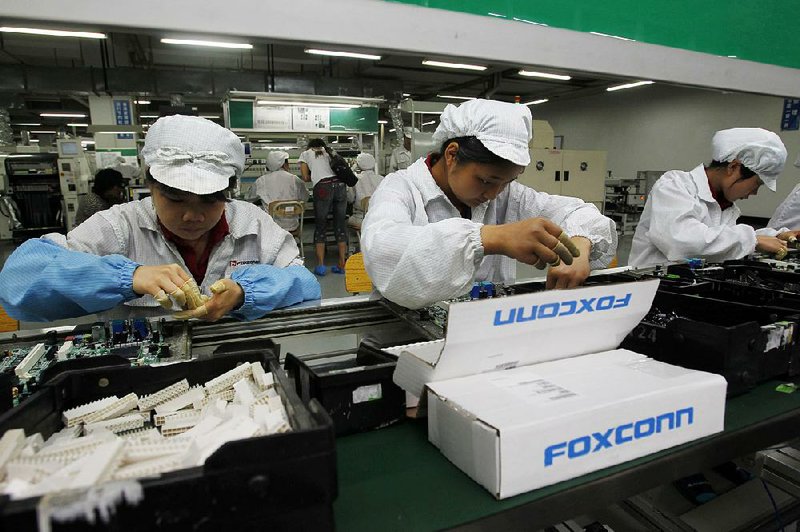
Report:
629,165,785,268
250,169,309,231
769,183,800,230
361,158,617,309
347,169,384,227
389,146,412,172
44,197,303,314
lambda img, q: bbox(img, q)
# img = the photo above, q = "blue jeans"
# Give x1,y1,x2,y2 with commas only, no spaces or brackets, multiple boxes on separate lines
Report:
313,179,348,244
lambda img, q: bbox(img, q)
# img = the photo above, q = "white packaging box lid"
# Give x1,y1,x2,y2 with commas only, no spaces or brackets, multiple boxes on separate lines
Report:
390,279,660,397
427,349,727,499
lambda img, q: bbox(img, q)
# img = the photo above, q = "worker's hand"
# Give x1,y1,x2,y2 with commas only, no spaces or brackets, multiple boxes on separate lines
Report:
546,237,592,289
777,231,800,248
172,279,244,321
132,264,193,309
756,235,789,259
481,218,580,269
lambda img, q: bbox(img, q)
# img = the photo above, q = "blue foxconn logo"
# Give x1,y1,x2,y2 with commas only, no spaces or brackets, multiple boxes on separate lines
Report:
493,293,631,326
543,407,694,467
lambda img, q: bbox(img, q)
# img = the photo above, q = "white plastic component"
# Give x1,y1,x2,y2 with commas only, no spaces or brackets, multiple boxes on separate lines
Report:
121,427,162,442
233,378,256,406
193,388,235,409
224,403,249,420
83,393,138,424
154,386,205,416
137,379,190,411
14,343,47,378
154,409,202,428
0,429,26,480
62,396,119,427
123,438,190,463
204,363,252,395
38,435,107,460
113,454,183,480
85,414,145,435
21,433,45,457
56,341,74,362
69,439,124,489
181,416,222,441
160,417,198,437
261,372,275,390
250,362,268,390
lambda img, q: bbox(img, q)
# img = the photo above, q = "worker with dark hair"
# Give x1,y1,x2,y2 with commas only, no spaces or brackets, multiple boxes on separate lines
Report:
74,168,127,225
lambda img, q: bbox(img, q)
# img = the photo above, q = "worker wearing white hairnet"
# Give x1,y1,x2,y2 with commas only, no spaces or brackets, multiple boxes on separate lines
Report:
388,127,416,172
361,99,617,309
0,115,320,322
249,150,308,232
768,180,800,233
347,153,384,229
630,128,793,268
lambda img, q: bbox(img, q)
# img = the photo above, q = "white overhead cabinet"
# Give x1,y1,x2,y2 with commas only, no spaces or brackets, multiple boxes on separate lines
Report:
519,148,607,212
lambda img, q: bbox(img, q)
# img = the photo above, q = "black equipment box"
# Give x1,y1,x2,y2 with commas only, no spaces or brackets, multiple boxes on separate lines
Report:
284,342,405,436
0,348,337,531
621,290,800,395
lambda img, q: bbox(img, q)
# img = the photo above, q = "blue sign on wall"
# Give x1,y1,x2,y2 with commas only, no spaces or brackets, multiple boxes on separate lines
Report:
113,100,134,140
782,99,800,131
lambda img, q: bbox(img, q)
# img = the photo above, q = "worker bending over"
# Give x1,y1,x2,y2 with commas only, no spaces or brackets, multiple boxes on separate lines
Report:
361,99,617,309
630,128,792,268
0,115,320,322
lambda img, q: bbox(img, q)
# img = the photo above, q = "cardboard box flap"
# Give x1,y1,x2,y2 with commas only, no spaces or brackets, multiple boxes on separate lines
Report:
394,280,659,396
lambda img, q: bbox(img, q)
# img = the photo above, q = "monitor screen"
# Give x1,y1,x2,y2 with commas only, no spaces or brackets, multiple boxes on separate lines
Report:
59,141,79,156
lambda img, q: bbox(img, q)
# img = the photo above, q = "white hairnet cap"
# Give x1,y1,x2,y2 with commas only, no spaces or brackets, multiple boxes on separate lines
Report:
266,150,289,172
432,99,532,166
711,127,787,192
142,115,245,195
356,153,376,170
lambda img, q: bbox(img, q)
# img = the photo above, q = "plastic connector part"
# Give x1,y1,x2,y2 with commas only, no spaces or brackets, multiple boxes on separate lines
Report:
123,438,191,463
85,414,145,435
55,341,73,362
68,439,125,489
154,386,205,415
113,454,184,481
14,343,46,377
62,396,119,427
250,362,267,390
233,378,257,406
137,379,190,411
0,429,26,481
154,409,202,428
204,363,252,395
83,393,138,424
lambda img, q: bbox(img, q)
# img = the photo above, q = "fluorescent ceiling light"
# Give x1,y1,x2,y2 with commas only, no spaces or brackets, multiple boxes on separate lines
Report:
29,140,40,143
40,113,86,118
606,80,655,92
377,120,388,124
518,70,571,81
422,120,437,126
0,27,106,39
389,128,396,132
305,48,381,60
524,99,549,105
135,100,151,105
200,115,221,119
81,140,95,145
67,123,89,127
95,131,139,134
13,123,41,127
437,95,475,100
422,60,486,71
161,38,252,50
31,130,56,134
139,114,159,119
256,100,358,109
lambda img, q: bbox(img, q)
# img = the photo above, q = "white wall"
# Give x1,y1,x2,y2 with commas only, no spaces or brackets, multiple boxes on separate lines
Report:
535,84,800,218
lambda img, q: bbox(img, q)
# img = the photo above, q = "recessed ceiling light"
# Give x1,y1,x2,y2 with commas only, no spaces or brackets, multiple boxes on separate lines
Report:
606,80,655,92
161,38,252,50
0,27,106,39
422,60,487,71
305,48,381,60
518,70,572,81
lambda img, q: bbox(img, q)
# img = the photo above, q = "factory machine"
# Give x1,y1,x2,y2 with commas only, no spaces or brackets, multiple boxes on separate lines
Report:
3,153,63,242
56,138,93,231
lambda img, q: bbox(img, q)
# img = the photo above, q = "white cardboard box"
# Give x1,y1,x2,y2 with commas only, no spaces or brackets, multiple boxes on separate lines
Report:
427,349,727,499
391,280,660,398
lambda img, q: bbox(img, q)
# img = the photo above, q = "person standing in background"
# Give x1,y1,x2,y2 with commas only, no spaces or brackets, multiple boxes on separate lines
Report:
250,150,308,232
388,128,414,173
74,168,127,225
347,153,384,230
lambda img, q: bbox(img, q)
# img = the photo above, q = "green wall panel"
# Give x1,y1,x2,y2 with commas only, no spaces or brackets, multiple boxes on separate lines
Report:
229,100,254,129
388,0,800,70
331,107,379,133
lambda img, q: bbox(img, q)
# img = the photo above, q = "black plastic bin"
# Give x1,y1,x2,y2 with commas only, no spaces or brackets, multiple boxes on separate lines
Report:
284,342,405,436
0,348,337,531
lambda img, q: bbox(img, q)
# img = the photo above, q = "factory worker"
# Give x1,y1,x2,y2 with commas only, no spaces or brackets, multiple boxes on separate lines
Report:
629,128,792,268
768,183,800,233
75,168,127,226
347,153,384,229
361,99,617,309
249,150,308,232
0,115,320,322
388,127,414,172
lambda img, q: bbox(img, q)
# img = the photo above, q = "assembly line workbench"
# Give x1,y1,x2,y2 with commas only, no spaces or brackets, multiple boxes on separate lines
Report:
334,380,800,531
